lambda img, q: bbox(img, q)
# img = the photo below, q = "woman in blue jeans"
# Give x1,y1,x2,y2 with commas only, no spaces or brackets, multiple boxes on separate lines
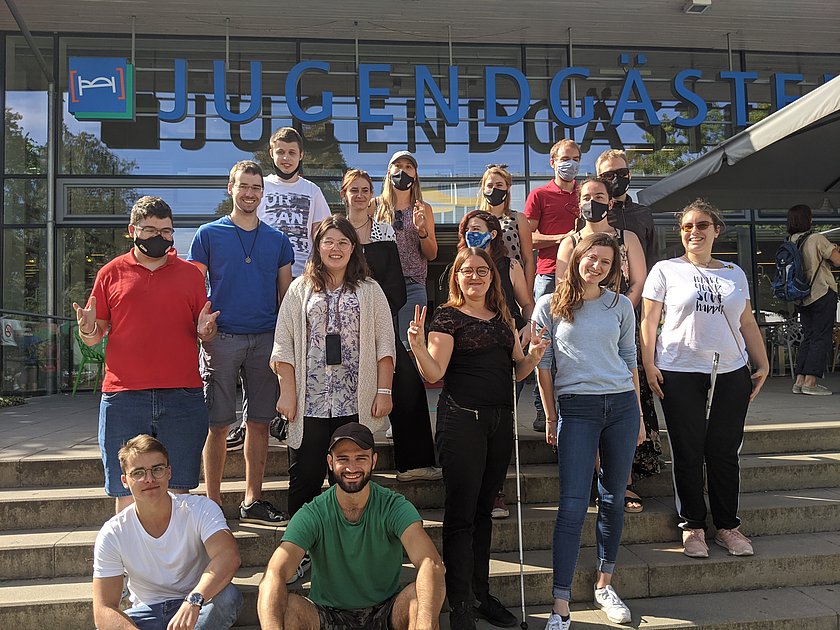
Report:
533,232,645,630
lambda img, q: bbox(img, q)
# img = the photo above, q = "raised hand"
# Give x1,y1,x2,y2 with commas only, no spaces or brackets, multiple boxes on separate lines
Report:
197,301,220,338
412,200,427,232
407,304,427,350
526,321,551,361
71,296,97,334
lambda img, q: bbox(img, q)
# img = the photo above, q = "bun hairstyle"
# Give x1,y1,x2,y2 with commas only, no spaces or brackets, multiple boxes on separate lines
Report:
676,198,726,233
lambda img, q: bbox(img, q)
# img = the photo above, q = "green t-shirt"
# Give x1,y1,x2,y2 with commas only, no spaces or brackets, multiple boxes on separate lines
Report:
282,482,421,609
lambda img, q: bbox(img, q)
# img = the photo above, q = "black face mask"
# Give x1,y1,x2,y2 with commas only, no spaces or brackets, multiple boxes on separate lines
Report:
134,234,172,259
390,170,415,191
606,174,631,198
580,200,610,223
273,161,302,181
483,187,508,207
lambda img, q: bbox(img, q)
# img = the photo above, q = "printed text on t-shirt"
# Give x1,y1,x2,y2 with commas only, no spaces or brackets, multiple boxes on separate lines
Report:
263,190,311,256
694,274,723,314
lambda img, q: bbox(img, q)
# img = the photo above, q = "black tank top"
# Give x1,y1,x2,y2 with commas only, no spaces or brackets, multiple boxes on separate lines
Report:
495,255,526,330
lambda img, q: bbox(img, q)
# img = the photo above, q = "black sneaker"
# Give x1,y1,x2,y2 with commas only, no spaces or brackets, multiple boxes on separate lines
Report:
286,552,311,585
533,409,546,433
226,425,246,451
475,593,517,628
449,602,477,630
239,499,289,526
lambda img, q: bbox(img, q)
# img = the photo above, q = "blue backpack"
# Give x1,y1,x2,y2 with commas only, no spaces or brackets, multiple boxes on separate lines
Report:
771,232,817,302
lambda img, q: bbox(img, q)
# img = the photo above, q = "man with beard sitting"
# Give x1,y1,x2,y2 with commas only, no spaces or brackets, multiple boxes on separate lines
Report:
257,423,446,630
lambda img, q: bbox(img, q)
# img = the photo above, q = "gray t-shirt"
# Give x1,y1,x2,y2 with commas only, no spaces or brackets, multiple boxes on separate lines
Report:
533,289,636,395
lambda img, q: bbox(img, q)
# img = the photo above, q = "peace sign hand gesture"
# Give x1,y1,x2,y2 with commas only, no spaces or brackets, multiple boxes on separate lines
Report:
407,304,427,350
526,321,551,362
71,296,97,335
197,301,220,339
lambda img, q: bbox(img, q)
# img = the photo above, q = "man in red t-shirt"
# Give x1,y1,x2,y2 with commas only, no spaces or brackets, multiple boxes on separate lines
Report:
73,196,220,513
524,139,581,431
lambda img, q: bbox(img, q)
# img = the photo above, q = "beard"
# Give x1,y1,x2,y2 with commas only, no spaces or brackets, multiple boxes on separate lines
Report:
334,468,372,494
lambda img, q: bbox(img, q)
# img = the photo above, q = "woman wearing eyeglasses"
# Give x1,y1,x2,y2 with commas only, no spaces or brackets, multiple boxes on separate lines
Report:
373,150,438,350
478,164,536,295
535,232,644,630
641,200,768,559
271,215,396,521
342,168,441,483
407,247,548,630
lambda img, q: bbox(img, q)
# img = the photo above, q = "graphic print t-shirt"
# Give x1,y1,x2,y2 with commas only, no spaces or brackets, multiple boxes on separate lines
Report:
642,258,749,374
258,175,332,277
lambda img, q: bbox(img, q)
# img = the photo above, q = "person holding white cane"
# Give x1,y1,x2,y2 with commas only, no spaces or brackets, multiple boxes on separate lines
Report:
641,200,768,559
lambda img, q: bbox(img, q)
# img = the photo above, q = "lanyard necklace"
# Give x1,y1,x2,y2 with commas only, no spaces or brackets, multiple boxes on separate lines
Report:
233,221,260,264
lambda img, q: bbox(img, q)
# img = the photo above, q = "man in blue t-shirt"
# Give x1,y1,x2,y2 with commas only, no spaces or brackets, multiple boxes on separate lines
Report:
257,423,445,630
188,160,294,526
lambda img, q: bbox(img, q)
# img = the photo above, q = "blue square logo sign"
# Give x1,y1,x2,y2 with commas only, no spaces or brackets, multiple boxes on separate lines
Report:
68,57,135,121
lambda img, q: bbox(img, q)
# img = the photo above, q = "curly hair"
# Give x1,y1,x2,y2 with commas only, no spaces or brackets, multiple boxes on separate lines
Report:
550,232,621,322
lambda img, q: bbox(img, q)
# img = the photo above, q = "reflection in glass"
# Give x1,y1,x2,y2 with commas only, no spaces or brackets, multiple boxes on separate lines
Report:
4,179,47,224
2,228,47,314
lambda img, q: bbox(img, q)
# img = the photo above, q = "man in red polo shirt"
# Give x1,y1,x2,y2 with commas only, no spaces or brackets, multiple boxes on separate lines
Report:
73,196,219,513
524,139,581,431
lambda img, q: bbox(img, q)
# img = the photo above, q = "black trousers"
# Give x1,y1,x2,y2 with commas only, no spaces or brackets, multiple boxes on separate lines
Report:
795,289,837,379
390,342,437,472
659,367,751,531
287,414,358,516
436,393,513,605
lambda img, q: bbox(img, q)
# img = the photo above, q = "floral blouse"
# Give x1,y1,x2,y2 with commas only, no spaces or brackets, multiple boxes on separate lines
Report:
304,285,362,418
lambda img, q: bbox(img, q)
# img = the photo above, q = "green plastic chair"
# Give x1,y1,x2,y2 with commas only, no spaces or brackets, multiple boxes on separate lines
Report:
72,327,106,396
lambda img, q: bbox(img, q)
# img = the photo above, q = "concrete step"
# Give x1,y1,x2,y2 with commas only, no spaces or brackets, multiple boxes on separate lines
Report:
4,487,839,581
3,535,839,628
2,452,840,531
4,421,840,489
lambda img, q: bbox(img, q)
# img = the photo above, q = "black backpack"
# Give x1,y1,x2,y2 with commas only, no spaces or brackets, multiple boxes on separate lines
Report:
771,232,818,302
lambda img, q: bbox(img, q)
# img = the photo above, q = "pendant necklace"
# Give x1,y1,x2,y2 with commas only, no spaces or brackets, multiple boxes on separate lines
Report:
234,221,260,264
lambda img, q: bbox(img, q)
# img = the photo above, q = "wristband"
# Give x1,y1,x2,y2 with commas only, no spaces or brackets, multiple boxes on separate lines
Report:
79,322,98,338
377,388,392,395
418,231,428,239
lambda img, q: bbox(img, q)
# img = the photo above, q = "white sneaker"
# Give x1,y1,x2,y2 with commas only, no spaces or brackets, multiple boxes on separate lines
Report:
545,612,571,630
594,584,631,623
395,466,443,482
385,425,393,439
286,552,311,585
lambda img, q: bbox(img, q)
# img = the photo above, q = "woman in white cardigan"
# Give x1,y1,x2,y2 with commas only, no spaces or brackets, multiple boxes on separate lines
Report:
271,215,396,521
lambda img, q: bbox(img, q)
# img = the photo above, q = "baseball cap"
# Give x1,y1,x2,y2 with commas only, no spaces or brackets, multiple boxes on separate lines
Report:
388,150,417,168
328,422,376,452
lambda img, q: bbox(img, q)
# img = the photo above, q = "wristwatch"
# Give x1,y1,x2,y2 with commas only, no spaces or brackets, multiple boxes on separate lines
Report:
185,592,205,608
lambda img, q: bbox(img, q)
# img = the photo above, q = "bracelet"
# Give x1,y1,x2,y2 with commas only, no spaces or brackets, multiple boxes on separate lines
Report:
377,388,392,395
418,231,428,239
79,322,98,338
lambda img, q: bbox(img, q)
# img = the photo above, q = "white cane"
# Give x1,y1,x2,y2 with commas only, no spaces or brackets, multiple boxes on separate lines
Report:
705,352,720,421
511,367,529,629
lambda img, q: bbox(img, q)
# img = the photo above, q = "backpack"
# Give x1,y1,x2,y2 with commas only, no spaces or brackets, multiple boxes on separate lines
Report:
771,232,818,302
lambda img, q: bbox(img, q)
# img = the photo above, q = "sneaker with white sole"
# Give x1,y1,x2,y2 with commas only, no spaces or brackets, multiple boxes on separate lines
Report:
714,527,754,556
226,425,246,451
544,612,571,630
682,527,709,558
801,384,832,396
385,425,393,439
395,466,442,482
594,584,631,624
491,492,510,519
286,552,311,585
239,499,289,526
792,383,802,394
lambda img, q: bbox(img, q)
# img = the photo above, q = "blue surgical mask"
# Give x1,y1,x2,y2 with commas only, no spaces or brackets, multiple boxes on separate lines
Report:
555,159,580,182
465,231,493,249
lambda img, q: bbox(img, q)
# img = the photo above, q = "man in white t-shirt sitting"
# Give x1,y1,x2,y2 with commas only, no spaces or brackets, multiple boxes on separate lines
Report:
93,435,243,629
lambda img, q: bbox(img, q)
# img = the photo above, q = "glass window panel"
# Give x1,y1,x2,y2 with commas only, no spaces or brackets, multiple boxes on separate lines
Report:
4,178,47,224
2,228,47,313
0,312,62,394
64,185,229,217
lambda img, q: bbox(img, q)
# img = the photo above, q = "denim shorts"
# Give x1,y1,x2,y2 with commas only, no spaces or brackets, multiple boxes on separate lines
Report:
200,331,278,427
98,388,208,497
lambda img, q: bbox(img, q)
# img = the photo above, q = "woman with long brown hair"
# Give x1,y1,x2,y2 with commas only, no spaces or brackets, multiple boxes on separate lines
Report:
534,232,644,630
407,246,548,630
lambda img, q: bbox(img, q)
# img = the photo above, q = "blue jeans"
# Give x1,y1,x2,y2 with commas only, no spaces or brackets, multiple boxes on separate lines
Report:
98,388,208,497
533,274,556,417
397,278,427,349
551,390,639,602
123,583,243,630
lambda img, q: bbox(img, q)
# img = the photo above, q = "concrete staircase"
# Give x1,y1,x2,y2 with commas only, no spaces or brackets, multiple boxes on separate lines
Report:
1,421,840,629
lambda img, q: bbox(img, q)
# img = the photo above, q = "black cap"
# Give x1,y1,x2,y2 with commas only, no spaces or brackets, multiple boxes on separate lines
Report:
328,422,375,452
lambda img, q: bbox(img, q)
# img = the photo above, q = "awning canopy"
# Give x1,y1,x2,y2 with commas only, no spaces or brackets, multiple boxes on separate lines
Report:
637,75,840,213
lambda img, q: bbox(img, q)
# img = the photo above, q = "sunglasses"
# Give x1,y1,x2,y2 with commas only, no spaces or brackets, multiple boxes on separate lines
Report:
680,221,714,232
485,163,509,170
394,209,404,231
600,168,630,179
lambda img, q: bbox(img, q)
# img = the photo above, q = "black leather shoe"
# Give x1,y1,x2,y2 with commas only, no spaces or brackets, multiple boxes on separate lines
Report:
449,601,477,630
475,593,517,628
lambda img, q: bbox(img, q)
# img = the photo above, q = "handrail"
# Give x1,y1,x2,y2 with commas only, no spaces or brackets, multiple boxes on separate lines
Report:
0,309,74,322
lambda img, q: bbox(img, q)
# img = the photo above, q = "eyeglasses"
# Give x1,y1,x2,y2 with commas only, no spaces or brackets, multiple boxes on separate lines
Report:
233,184,264,193
680,221,714,232
485,163,509,170
134,225,175,238
321,238,353,249
599,168,630,179
457,266,491,277
394,209,404,231
126,464,169,481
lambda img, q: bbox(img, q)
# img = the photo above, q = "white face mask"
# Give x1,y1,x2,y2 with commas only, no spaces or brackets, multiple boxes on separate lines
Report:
555,159,580,181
